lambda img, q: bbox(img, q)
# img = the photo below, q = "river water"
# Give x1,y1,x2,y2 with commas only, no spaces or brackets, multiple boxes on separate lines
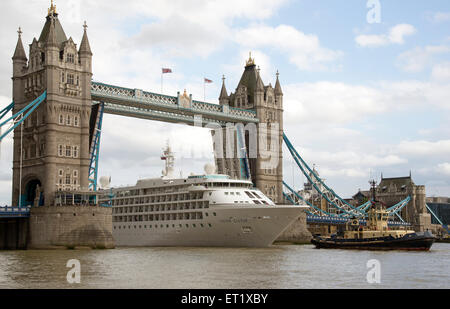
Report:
0,243,448,289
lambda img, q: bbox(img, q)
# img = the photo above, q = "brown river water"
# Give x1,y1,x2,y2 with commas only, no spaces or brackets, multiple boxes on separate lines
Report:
0,243,448,289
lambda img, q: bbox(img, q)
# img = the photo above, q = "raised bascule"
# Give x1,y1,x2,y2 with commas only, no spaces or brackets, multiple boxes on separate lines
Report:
0,4,441,249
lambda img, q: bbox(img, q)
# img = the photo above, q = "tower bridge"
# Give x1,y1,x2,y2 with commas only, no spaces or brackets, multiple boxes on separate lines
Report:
0,3,441,248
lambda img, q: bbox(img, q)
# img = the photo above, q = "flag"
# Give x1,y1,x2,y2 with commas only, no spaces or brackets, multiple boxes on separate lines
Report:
162,68,172,74
204,78,213,83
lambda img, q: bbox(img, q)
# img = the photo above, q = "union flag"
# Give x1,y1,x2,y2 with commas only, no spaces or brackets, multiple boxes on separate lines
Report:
204,78,213,83
162,68,172,74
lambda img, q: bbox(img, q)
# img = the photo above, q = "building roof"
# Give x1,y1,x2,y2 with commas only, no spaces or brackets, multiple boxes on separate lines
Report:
219,76,228,100
378,176,415,189
235,63,260,104
12,32,27,61
79,24,92,55
38,13,67,47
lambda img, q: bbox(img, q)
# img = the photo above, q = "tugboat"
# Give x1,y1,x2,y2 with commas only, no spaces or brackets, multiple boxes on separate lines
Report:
311,180,436,251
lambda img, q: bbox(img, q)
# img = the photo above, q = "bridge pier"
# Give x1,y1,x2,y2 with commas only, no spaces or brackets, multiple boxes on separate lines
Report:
28,206,114,249
0,218,28,250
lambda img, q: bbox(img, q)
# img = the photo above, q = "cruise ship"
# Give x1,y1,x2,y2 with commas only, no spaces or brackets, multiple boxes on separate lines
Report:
99,144,307,247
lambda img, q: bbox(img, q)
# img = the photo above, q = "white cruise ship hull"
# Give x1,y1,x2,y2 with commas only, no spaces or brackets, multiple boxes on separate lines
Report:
113,205,305,248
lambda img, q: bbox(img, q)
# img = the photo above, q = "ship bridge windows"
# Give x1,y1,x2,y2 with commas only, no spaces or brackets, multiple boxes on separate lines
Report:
251,191,261,199
245,191,255,198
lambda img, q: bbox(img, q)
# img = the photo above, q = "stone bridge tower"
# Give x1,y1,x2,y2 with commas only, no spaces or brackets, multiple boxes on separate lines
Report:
215,55,284,204
12,4,92,207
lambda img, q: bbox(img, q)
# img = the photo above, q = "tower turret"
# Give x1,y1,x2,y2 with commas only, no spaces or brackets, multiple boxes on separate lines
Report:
219,75,229,106
79,21,92,72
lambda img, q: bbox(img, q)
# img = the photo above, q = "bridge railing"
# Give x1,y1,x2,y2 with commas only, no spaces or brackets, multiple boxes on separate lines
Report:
0,206,31,217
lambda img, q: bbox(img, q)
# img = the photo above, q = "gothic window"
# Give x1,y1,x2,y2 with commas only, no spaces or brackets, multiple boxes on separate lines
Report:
74,116,79,127
66,115,71,126
61,72,65,83
59,169,64,177
76,76,79,86
73,179,77,186
67,74,74,85
41,52,45,64
65,145,72,157
59,50,64,61
65,174,71,185
67,53,75,64
73,170,78,178
58,145,63,157
59,114,64,125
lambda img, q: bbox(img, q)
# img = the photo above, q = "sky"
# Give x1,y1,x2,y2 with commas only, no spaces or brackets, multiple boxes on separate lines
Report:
0,0,450,205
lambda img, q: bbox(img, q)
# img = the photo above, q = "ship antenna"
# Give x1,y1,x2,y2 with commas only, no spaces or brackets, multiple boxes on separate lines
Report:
369,179,377,203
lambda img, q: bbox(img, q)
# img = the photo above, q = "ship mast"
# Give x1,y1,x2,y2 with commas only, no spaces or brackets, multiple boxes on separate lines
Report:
161,141,175,178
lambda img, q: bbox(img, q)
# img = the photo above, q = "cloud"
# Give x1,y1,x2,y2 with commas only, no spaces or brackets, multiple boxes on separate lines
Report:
234,24,343,71
394,140,450,157
432,62,450,81
282,79,450,126
437,163,450,175
396,45,450,73
428,12,450,23
355,24,416,47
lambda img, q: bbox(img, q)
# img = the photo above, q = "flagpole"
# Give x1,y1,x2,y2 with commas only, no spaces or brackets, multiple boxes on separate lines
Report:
204,80,206,102
161,72,163,94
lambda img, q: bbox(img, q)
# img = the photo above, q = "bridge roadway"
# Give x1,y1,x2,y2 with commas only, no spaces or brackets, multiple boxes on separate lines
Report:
91,82,259,126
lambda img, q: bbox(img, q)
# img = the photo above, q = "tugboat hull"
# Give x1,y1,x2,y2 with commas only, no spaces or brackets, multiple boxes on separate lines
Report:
311,232,435,251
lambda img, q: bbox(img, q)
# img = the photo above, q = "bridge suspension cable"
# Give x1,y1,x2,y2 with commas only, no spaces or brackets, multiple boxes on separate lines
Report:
283,133,364,218
0,91,47,142
283,181,332,217
88,102,105,191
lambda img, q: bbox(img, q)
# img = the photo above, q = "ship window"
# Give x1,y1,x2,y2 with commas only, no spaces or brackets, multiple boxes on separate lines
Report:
252,191,261,198
245,191,255,198
253,200,261,204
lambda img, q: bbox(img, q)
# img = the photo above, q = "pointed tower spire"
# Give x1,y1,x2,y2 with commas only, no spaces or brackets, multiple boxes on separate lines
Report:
12,27,27,61
79,21,92,55
274,70,283,95
45,17,58,48
256,67,264,92
219,75,228,99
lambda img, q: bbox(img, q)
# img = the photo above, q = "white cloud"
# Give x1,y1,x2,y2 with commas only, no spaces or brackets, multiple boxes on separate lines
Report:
234,24,343,71
437,163,450,175
355,24,416,47
432,62,450,81
396,45,450,73
282,79,450,126
395,140,450,157
428,12,450,23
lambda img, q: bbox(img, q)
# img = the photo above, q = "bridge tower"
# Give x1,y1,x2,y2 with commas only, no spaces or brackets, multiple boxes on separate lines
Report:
216,55,284,204
11,4,92,207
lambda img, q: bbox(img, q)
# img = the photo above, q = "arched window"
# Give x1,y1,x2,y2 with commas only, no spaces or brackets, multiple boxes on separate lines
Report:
59,114,64,125
66,115,71,126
